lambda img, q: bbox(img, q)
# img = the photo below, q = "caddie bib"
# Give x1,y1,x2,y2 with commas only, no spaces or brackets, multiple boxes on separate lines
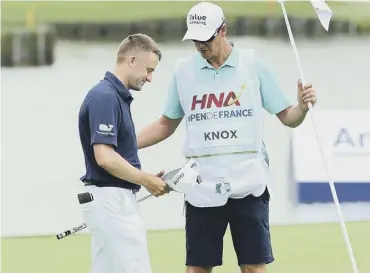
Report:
175,47,273,207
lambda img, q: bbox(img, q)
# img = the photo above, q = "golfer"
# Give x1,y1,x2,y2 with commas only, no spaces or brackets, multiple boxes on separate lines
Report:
137,2,317,273
78,33,168,273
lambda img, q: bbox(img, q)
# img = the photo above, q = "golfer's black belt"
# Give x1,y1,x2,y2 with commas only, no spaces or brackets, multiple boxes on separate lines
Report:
83,180,139,194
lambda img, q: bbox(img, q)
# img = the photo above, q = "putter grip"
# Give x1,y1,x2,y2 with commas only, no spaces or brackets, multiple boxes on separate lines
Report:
56,230,71,240
56,223,87,240
56,193,92,240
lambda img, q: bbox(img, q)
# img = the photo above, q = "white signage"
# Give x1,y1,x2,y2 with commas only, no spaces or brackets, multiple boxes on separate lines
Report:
292,110,370,203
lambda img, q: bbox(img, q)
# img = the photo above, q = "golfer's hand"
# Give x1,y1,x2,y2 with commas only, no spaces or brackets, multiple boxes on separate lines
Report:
156,170,165,178
297,79,317,111
142,172,169,197
155,170,171,192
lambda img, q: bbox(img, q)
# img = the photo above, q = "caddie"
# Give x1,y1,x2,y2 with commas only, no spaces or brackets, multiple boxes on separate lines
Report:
137,2,317,273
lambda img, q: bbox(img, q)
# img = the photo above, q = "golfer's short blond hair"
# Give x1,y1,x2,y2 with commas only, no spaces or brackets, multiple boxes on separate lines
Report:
116,33,162,63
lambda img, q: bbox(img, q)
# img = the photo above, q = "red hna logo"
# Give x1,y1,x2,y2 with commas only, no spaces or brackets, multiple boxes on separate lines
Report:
191,91,241,111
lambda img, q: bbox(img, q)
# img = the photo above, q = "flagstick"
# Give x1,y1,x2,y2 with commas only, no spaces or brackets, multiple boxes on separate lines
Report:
279,3,359,273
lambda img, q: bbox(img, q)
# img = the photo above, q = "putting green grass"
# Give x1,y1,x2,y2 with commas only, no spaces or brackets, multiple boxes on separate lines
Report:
1,1,370,28
2,221,369,273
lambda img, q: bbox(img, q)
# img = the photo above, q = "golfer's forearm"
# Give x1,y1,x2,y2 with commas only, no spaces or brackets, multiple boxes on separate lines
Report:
97,149,145,185
281,104,308,128
137,120,172,149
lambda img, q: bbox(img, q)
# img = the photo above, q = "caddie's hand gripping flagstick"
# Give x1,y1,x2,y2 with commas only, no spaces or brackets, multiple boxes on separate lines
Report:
56,159,201,240
278,1,359,272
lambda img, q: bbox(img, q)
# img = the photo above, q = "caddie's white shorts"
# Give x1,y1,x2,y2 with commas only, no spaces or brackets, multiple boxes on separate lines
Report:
80,185,152,273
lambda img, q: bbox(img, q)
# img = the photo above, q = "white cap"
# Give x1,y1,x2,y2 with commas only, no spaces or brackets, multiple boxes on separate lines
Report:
182,2,225,42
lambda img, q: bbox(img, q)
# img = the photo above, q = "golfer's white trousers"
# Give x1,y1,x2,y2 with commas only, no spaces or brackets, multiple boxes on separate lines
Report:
80,185,152,273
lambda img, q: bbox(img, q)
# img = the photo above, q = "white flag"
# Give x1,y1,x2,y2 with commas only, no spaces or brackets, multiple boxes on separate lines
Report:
309,0,333,31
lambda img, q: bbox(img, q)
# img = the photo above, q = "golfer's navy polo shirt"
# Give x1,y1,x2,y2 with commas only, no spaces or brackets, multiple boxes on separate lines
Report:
78,71,141,192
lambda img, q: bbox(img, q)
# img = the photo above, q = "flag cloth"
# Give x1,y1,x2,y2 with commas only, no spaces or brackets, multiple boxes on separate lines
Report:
309,0,333,31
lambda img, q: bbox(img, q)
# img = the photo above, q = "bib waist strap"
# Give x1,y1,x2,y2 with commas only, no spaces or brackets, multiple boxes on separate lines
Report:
186,150,258,159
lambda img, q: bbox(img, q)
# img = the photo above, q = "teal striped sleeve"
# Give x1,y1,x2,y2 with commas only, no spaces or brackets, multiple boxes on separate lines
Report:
256,61,292,115
162,73,185,119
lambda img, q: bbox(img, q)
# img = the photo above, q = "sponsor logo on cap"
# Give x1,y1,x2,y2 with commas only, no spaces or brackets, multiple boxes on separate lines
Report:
189,14,207,25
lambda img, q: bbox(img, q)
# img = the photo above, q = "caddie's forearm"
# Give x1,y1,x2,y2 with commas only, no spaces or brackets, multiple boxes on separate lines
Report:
281,104,308,128
137,120,172,149
97,148,147,186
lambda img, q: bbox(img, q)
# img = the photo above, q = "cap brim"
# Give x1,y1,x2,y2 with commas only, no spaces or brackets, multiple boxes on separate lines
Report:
182,28,215,42
162,168,181,182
